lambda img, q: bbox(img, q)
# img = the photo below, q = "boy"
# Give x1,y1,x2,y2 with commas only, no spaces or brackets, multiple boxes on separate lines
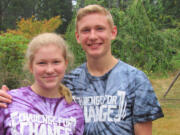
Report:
0,4,163,135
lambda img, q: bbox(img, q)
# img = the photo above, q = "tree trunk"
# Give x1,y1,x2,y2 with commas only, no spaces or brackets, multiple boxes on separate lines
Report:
80,0,84,8
116,0,120,8
0,1,2,29
108,0,113,8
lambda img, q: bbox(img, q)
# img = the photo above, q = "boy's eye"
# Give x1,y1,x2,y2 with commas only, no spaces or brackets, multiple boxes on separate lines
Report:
81,28,90,33
97,27,104,31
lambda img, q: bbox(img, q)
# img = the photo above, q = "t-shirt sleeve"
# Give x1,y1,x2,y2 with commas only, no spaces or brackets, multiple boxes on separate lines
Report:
0,108,5,134
133,71,164,124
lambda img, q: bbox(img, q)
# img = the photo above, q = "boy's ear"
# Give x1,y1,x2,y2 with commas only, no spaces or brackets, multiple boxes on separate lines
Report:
75,31,81,44
111,26,117,40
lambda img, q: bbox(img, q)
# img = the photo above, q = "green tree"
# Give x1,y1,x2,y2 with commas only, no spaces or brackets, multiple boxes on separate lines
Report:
111,0,173,72
163,0,180,19
36,0,73,33
0,0,73,33
143,0,180,29
66,0,175,72
0,0,37,31
65,15,86,67
0,34,29,89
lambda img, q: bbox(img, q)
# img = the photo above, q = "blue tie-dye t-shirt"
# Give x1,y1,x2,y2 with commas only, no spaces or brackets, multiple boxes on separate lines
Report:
0,86,84,135
63,60,164,135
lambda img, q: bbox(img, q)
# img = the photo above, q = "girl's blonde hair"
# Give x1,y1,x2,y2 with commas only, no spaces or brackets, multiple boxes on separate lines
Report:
25,32,73,104
76,4,114,31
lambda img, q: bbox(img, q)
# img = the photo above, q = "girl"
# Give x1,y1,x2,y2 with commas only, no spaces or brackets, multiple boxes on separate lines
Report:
0,33,84,135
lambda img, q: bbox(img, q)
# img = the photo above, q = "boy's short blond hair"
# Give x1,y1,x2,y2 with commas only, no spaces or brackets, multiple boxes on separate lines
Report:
76,4,114,31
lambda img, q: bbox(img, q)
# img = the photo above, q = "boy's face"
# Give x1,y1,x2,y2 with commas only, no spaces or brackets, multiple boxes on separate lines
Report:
75,13,117,59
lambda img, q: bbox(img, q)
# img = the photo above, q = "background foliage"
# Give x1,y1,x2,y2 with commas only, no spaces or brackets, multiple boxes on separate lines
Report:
0,1,179,134
66,0,179,73
0,0,180,88
65,15,86,67
0,16,62,88
111,0,173,72
7,16,62,39
0,0,72,33
0,34,29,89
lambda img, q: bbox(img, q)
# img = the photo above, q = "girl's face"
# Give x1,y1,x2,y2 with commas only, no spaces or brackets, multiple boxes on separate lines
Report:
30,44,68,91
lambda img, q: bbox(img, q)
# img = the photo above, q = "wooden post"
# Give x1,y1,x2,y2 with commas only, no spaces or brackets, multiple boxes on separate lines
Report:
163,71,180,98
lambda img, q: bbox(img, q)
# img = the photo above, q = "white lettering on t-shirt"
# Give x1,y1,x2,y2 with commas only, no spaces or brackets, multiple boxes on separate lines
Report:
73,90,127,123
10,112,76,135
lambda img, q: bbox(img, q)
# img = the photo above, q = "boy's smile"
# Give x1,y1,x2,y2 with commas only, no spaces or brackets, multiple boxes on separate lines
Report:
76,13,117,59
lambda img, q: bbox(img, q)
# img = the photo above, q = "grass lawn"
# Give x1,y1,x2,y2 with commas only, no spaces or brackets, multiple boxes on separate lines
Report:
151,71,180,135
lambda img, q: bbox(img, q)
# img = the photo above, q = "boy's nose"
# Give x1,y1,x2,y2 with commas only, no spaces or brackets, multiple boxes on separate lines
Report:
89,30,97,40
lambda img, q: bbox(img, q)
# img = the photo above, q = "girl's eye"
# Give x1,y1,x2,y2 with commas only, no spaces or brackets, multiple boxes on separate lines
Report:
38,62,46,65
53,60,61,64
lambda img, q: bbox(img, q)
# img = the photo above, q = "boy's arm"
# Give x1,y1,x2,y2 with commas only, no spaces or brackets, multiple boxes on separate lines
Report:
0,107,5,134
0,85,12,108
134,121,152,135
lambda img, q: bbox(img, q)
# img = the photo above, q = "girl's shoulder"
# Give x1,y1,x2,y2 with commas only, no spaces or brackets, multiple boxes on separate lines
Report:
8,86,31,97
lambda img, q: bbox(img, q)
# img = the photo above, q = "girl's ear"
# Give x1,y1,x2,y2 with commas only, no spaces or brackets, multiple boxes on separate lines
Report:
29,64,33,73
65,60,69,68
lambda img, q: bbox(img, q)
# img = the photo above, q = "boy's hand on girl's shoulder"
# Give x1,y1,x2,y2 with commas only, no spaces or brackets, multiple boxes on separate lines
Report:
0,85,12,108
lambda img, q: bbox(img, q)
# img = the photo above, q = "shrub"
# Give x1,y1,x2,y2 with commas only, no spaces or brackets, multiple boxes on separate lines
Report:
0,33,29,89
111,0,173,73
0,16,62,89
6,16,62,39
65,0,178,73
65,15,86,68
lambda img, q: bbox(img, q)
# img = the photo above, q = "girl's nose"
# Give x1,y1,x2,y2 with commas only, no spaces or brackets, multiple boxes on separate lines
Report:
46,64,54,73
